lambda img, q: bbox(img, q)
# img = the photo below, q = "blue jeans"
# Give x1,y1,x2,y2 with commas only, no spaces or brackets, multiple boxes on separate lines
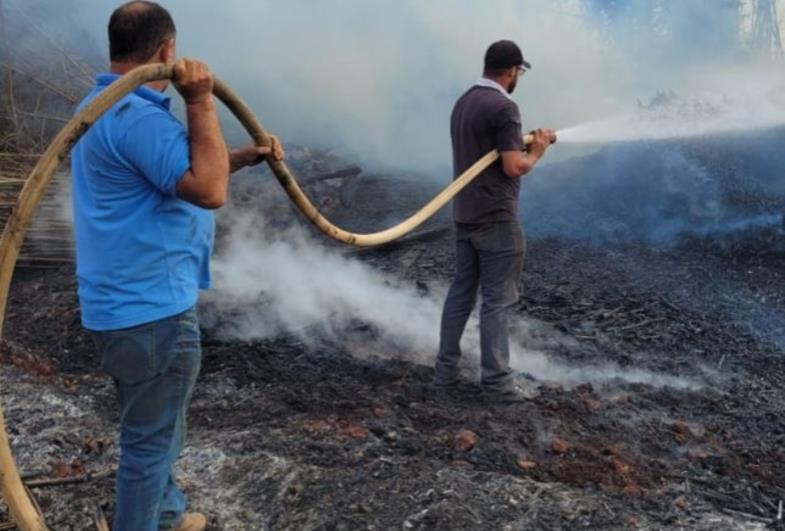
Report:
435,222,525,390
92,307,202,531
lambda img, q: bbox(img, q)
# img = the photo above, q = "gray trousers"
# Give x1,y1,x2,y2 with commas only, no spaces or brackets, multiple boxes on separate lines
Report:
434,221,525,390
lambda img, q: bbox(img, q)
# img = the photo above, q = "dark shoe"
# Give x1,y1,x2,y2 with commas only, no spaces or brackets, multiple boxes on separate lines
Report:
430,378,483,397
483,387,525,404
430,377,460,390
483,378,540,404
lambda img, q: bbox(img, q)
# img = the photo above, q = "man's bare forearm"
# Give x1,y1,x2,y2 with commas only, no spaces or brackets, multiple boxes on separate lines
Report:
229,150,246,174
520,151,542,173
501,149,542,178
229,147,260,174
186,99,229,199
228,138,285,174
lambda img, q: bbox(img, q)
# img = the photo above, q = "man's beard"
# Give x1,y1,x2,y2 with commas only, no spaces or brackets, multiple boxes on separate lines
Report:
507,78,518,94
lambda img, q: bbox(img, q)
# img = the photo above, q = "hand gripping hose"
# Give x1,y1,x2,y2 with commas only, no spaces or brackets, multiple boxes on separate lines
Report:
0,63,539,529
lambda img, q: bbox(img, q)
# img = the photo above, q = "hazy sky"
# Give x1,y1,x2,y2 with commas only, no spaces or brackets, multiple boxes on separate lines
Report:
12,0,785,171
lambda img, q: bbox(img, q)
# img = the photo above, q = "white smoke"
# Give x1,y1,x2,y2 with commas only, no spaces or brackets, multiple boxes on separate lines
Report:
201,210,702,390
201,213,442,350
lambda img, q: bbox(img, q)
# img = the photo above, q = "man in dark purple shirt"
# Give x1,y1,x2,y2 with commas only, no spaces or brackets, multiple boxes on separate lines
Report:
434,40,555,402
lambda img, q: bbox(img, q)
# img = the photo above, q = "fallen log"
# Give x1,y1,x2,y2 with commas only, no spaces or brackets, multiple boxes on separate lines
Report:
300,165,362,186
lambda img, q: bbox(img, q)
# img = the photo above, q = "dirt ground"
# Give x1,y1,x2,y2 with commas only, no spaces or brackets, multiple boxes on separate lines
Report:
3,140,785,530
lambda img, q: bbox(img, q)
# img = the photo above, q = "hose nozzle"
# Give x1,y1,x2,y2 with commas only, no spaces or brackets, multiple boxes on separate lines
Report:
523,131,557,146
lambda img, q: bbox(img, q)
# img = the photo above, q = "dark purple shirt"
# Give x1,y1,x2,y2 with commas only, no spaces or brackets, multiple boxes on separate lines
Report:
451,85,525,224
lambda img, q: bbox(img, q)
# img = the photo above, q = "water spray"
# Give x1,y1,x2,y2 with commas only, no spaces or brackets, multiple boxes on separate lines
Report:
555,88,785,144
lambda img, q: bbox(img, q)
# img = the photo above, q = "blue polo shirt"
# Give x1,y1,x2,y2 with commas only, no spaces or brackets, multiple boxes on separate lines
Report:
71,73,214,331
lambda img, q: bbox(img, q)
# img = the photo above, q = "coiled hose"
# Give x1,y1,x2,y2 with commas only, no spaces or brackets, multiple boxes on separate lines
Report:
0,63,540,529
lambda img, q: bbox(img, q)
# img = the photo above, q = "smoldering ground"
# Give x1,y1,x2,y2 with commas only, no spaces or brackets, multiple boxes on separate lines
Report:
199,209,706,390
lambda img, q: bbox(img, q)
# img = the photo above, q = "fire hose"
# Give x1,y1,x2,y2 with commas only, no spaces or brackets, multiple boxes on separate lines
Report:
0,62,547,529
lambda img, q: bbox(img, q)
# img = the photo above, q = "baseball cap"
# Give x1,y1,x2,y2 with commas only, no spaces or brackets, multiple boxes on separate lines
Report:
484,40,531,70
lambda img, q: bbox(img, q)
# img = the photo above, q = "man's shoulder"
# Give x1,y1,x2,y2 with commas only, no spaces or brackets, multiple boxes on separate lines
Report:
78,88,177,129
117,93,177,124
457,86,518,112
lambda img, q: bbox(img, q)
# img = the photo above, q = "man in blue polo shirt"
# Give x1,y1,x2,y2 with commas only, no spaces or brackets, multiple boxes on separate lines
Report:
71,2,283,530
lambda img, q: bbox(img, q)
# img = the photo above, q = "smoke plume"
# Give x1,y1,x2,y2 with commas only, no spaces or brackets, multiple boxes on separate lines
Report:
200,210,701,389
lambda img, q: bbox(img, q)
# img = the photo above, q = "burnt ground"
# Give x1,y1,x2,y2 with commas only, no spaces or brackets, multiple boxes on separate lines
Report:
3,139,785,530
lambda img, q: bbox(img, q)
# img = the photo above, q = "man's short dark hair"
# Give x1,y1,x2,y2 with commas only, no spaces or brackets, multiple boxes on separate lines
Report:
109,1,176,63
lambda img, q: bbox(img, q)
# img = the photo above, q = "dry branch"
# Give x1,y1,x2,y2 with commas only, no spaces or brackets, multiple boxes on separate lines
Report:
14,10,94,87
0,64,80,104
25,467,114,489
